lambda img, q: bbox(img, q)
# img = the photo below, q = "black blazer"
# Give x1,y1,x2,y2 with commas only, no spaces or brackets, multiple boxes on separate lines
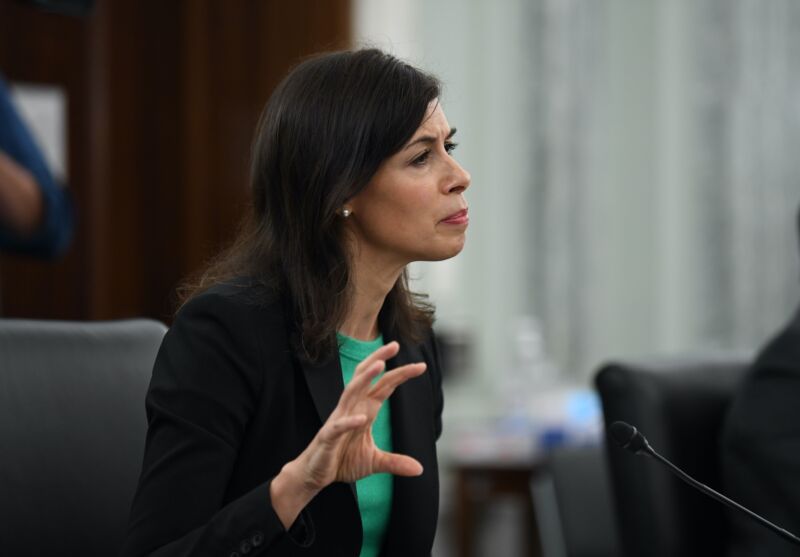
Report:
720,305,800,557
120,281,444,557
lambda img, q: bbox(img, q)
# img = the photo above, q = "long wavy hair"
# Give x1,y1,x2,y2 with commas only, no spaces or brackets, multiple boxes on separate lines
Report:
179,49,440,362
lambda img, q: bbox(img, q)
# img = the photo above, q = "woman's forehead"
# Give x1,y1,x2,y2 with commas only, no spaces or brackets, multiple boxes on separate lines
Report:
412,102,450,138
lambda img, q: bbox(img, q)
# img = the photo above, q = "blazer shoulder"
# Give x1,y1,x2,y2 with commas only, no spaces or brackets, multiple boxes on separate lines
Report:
419,328,442,369
166,281,291,389
745,306,800,384
177,279,287,328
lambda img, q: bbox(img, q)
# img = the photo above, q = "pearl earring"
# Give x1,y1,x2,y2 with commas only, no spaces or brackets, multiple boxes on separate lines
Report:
342,208,352,218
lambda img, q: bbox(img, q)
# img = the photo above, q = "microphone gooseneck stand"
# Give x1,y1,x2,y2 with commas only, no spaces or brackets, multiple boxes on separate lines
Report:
609,420,800,547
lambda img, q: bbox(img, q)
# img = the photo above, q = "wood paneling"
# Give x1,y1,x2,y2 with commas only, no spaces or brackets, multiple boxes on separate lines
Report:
0,0,351,322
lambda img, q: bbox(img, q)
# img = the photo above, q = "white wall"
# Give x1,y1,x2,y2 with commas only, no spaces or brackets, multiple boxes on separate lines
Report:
354,0,538,412
353,0,800,412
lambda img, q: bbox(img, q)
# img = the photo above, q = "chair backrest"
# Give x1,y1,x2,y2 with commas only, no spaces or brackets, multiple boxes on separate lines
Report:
0,318,167,556
534,444,622,557
595,353,749,557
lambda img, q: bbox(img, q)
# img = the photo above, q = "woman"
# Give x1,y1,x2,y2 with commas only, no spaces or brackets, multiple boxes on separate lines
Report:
121,48,470,557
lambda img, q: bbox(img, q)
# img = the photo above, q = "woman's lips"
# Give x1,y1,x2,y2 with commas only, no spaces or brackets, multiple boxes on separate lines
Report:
441,208,469,225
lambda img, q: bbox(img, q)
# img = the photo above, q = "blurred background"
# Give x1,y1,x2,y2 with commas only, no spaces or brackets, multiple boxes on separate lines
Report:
2,0,799,555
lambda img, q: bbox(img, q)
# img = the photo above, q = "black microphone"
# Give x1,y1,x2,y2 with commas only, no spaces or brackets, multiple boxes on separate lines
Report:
609,420,800,547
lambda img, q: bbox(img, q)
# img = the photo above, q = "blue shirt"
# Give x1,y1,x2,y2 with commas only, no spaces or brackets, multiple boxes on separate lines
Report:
0,75,73,258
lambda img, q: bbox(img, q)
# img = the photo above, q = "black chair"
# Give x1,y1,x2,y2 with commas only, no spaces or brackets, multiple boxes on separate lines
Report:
0,318,167,556
595,353,750,557
532,444,622,557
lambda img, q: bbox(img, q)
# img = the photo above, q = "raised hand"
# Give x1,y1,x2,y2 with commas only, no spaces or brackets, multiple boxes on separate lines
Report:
270,341,426,528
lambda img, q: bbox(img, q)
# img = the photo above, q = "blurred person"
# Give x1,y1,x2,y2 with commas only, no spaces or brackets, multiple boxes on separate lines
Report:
720,207,800,556
121,48,470,557
0,75,74,258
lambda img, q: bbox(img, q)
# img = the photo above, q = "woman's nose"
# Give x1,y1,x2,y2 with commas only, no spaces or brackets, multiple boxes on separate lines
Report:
446,159,471,194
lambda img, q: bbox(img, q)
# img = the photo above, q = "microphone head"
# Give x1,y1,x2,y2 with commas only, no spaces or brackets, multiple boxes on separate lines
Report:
609,421,650,454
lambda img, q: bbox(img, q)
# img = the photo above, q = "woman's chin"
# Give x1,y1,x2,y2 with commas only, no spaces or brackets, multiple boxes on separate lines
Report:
421,237,466,262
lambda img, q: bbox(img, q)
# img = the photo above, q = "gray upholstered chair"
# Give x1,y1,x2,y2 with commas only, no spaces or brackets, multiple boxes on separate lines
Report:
595,353,749,557
0,318,166,556
532,444,622,557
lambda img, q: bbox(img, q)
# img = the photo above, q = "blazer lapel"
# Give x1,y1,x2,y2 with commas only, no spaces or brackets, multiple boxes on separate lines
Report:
382,334,439,556
296,338,361,500
298,347,343,427
282,292,344,427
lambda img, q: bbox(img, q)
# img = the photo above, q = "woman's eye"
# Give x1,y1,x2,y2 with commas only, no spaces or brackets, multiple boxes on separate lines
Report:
411,141,458,166
412,150,431,166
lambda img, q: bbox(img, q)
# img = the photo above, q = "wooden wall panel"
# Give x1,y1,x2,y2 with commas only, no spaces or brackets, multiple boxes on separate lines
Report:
0,0,351,323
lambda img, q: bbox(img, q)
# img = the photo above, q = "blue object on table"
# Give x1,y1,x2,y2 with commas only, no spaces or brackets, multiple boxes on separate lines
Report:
540,426,569,450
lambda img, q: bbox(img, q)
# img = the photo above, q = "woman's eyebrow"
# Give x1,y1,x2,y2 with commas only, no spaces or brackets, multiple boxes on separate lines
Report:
403,128,457,151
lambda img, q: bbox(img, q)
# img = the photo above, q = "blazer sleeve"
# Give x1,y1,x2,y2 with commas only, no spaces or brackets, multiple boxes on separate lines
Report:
721,322,800,556
121,291,313,557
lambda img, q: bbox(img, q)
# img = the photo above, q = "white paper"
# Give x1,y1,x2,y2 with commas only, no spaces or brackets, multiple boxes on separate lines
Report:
10,82,68,183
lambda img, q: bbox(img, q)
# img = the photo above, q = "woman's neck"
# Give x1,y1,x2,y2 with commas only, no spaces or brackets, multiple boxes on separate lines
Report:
339,248,405,341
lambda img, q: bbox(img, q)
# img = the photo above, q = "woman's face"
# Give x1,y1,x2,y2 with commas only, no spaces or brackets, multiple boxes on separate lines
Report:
346,101,471,269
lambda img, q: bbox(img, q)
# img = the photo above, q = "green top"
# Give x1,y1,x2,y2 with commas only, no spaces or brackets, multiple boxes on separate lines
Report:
337,332,394,557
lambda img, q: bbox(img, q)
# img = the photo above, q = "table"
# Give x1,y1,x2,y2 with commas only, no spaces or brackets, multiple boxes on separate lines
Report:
452,459,545,557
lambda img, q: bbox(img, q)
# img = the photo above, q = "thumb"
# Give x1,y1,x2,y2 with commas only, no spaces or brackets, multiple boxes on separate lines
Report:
372,450,423,477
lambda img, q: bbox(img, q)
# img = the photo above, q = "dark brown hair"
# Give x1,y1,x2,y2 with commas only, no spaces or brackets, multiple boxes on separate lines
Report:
180,49,441,361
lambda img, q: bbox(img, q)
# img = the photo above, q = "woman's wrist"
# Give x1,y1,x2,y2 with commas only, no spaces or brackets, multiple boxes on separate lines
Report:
270,458,321,530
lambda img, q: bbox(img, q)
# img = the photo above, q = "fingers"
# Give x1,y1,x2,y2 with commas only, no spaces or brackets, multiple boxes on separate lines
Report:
337,340,400,408
368,362,427,401
337,359,384,410
352,341,400,380
335,341,427,414
373,450,424,477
